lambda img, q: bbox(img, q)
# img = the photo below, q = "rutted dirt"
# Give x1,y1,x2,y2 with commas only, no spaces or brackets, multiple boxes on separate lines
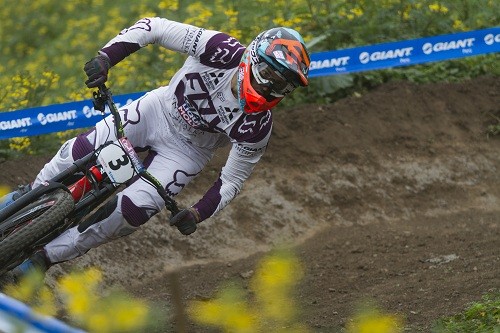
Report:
1,76,499,332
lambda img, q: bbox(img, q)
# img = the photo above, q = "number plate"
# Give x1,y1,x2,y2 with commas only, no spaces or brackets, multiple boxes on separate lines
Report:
97,137,145,185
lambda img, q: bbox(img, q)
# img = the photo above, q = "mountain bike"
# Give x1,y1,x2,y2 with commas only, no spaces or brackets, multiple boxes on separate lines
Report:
0,85,180,275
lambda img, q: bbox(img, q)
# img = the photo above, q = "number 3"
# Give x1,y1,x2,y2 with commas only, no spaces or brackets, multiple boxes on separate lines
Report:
109,154,130,171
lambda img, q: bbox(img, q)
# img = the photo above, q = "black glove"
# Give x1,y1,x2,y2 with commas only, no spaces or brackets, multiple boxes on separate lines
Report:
84,53,111,88
169,208,201,235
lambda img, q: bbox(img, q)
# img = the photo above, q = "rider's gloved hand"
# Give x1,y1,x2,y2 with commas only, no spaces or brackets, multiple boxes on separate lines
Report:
84,53,111,88
170,208,201,235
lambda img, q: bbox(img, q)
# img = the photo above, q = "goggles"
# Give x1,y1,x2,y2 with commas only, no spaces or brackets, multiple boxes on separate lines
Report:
251,61,299,98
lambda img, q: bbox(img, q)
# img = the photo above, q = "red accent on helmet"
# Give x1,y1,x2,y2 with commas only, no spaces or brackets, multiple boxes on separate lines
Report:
239,53,283,114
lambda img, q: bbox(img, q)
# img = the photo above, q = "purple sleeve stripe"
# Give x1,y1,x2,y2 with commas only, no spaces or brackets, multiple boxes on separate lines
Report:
193,177,223,221
101,42,142,66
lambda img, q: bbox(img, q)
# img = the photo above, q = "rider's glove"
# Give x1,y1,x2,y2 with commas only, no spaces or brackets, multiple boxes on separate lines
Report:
169,208,201,235
84,53,111,88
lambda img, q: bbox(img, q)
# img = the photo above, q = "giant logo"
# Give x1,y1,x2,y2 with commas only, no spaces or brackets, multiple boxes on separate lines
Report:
422,38,475,54
359,47,413,64
37,111,78,126
0,117,32,130
484,33,500,46
310,56,350,71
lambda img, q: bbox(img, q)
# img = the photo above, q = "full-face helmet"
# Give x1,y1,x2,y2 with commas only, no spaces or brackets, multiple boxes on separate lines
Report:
238,27,310,113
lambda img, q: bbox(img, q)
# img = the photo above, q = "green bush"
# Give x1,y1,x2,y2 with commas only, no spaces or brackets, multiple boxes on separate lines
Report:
432,291,500,333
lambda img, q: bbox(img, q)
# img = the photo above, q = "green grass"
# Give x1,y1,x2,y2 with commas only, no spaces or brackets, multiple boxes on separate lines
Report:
433,291,500,333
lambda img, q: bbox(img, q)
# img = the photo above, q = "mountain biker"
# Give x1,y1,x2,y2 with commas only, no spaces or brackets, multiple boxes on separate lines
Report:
0,17,310,277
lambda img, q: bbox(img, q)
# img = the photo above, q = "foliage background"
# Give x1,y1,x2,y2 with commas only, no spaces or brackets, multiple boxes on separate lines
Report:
0,0,499,156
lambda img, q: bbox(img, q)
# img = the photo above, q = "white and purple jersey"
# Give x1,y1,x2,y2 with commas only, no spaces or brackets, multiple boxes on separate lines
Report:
99,17,273,220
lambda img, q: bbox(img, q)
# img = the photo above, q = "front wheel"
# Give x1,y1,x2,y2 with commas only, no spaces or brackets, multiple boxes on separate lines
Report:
0,189,74,273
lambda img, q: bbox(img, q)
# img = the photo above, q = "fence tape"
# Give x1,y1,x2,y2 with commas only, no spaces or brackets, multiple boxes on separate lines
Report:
309,27,499,77
0,293,86,333
0,27,499,140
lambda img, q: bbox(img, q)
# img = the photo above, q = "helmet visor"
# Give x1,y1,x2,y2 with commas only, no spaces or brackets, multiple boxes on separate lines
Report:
251,61,298,98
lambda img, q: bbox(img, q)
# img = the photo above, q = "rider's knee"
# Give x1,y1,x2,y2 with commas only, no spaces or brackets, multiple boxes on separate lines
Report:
121,195,159,227
72,129,95,160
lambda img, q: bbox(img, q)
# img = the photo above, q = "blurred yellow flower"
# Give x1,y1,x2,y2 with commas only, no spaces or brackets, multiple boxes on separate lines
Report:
191,249,308,332
429,3,449,14
453,19,466,31
185,2,213,25
190,284,256,332
9,137,32,154
56,267,150,332
351,7,364,17
158,0,178,11
0,185,11,197
4,269,57,317
347,305,403,333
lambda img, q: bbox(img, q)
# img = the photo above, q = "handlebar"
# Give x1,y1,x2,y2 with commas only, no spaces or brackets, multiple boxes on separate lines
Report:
92,84,180,216
93,84,125,139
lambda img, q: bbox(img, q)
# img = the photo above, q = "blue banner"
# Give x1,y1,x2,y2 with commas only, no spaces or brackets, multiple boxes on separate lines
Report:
1,27,499,140
309,27,500,77
0,92,145,140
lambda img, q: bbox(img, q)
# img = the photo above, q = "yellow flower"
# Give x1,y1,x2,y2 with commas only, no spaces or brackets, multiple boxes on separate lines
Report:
87,312,112,333
429,3,449,14
347,306,403,333
0,185,11,197
453,19,466,31
351,7,364,17
112,296,149,331
158,0,178,11
4,270,57,316
190,284,256,332
33,286,57,316
9,137,32,154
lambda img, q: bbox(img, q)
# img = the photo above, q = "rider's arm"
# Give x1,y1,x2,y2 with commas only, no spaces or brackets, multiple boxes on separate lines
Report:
193,112,273,221
99,17,211,66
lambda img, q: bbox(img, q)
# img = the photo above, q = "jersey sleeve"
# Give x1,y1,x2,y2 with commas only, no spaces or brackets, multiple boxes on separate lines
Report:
99,17,218,65
193,111,273,220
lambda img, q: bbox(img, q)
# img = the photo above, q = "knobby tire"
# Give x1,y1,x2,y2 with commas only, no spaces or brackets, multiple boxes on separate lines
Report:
0,189,74,271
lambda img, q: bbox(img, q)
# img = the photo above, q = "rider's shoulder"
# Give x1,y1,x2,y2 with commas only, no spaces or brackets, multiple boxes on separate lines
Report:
198,31,246,69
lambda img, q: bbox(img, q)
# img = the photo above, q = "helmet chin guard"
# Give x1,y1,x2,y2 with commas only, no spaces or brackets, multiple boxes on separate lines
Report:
238,49,283,114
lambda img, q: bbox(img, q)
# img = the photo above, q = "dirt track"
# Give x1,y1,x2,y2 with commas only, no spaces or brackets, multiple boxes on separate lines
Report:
1,76,499,332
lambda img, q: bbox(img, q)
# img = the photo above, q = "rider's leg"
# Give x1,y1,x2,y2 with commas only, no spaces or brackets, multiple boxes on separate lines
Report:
43,144,211,264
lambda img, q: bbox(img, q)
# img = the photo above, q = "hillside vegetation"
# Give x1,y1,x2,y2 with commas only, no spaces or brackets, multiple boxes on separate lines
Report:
1,0,499,157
